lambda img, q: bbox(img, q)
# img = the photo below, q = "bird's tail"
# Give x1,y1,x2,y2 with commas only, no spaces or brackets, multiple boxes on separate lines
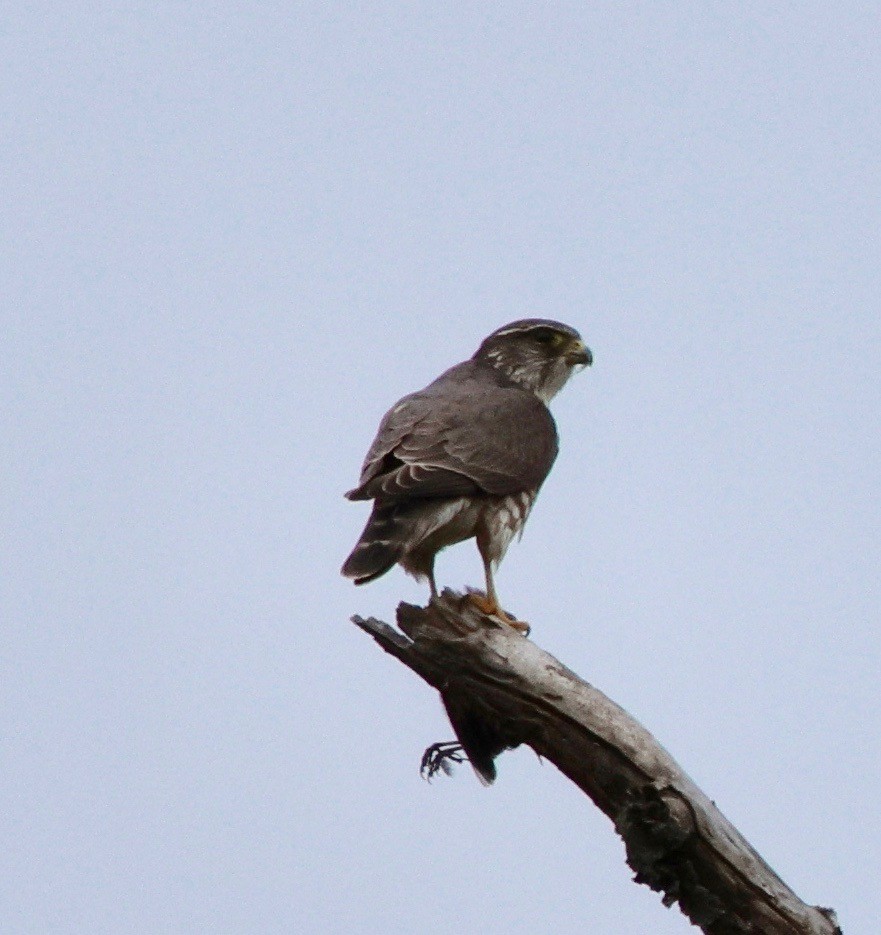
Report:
341,502,406,585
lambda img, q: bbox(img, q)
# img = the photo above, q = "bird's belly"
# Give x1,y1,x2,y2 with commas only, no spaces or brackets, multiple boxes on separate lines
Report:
478,491,536,565
400,491,536,578
407,497,483,559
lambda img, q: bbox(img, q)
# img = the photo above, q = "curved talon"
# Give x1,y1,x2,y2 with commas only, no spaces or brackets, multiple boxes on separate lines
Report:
501,616,531,636
420,741,466,780
466,591,531,636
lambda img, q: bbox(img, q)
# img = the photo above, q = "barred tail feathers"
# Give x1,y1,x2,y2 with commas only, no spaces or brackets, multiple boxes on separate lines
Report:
341,503,405,585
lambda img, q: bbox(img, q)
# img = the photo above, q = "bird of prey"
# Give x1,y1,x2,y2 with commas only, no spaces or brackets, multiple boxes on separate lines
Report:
341,319,591,630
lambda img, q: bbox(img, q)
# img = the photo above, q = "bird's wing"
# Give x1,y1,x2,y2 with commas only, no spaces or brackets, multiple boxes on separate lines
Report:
346,363,558,501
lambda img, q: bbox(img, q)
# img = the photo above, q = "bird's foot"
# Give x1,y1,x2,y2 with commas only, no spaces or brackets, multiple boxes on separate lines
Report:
420,741,466,780
466,591,531,636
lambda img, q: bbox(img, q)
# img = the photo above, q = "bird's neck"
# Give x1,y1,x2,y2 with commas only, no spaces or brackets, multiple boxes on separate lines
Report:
482,354,570,404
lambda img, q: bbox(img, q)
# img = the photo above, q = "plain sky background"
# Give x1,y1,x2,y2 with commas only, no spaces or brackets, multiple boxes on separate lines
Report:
3,4,880,933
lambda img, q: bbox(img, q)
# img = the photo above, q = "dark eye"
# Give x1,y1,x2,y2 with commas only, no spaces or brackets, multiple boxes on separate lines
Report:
531,328,562,346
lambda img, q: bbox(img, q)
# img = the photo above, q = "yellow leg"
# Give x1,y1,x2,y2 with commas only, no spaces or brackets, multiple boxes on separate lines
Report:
466,545,530,634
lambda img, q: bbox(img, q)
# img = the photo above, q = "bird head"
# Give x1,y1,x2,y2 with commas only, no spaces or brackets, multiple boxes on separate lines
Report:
473,319,592,403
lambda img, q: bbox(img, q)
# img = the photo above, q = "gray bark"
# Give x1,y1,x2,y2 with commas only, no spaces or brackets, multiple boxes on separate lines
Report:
352,590,841,935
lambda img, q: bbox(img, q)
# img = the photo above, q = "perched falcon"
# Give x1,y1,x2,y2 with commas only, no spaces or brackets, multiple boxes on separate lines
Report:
341,319,591,630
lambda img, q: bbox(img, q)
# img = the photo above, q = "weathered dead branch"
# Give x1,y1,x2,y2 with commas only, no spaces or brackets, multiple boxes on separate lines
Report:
351,589,840,935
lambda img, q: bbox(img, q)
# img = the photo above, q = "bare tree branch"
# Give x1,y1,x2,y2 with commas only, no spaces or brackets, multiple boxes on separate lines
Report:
352,590,841,935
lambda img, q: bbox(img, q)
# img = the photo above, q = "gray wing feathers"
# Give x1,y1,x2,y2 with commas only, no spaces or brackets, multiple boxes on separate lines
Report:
346,363,558,502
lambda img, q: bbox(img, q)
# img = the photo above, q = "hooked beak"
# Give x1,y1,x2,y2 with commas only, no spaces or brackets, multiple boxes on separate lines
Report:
566,339,593,367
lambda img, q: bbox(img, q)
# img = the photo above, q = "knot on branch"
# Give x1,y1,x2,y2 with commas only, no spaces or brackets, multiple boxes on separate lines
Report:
615,783,727,925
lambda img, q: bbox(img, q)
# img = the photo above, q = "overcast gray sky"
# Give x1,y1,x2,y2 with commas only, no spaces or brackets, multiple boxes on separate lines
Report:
3,4,880,933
